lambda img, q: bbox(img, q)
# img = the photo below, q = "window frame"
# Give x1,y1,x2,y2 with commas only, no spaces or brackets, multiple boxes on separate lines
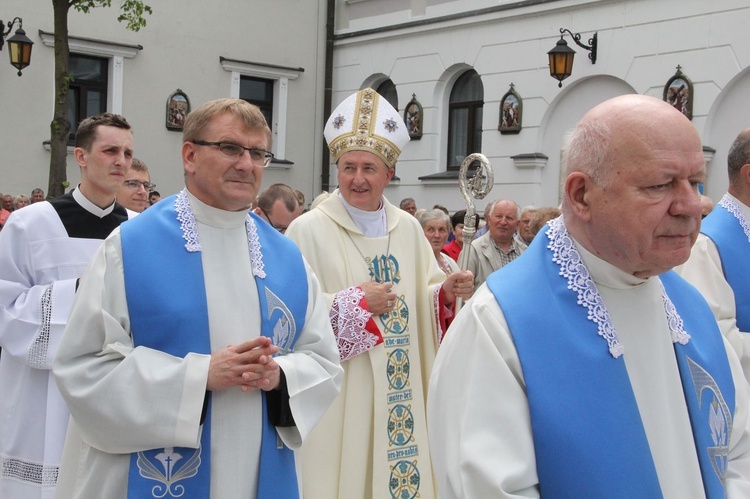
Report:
221,57,304,166
446,70,484,171
67,53,109,142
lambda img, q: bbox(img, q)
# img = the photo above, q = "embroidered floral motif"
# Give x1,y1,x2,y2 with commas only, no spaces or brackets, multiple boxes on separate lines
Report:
175,189,266,278
331,286,380,361
27,284,53,369
332,114,346,130
547,217,690,359
383,118,398,133
718,194,750,243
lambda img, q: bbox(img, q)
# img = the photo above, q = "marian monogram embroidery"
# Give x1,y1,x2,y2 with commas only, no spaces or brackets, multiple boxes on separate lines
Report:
370,254,400,284
687,357,732,485
265,287,296,355
136,447,201,498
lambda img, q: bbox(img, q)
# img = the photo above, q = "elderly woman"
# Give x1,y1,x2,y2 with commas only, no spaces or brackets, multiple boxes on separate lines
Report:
418,209,460,276
13,195,30,210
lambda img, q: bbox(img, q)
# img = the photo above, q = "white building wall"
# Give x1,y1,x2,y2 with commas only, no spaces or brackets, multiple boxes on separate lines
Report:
0,0,329,206
329,0,750,212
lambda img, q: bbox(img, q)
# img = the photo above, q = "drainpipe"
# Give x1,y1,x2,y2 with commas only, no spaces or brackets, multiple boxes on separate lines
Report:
321,0,335,192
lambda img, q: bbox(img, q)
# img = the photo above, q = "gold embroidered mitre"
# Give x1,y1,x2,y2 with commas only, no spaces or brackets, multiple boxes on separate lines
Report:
324,88,410,169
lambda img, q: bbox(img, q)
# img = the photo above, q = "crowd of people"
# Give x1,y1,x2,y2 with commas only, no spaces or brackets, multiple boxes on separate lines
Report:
0,188,45,228
0,88,749,499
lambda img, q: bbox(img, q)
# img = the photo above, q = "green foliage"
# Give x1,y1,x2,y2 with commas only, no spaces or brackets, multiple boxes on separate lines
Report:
72,0,152,32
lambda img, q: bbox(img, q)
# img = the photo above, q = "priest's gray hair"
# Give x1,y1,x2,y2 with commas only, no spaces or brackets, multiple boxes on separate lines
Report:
561,120,613,187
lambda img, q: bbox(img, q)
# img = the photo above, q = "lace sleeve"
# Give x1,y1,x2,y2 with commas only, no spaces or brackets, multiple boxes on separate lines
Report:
330,286,383,361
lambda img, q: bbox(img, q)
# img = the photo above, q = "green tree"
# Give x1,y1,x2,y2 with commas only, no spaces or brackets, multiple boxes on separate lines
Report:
48,0,151,199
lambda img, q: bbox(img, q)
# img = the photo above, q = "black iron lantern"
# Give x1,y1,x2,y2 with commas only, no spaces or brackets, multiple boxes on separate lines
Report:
1,17,34,76
548,36,576,88
548,28,597,88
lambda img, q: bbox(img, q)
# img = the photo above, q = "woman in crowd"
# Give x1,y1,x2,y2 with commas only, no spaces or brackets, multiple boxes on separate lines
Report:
14,195,30,210
419,209,459,277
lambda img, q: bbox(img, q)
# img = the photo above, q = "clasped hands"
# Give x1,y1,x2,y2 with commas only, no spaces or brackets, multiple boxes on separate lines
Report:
207,337,280,393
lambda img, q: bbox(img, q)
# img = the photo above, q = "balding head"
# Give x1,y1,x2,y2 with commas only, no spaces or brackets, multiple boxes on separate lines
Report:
562,94,705,278
726,126,750,203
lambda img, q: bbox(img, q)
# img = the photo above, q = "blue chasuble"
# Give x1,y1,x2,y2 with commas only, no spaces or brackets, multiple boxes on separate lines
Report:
701,197,750,332
120,191,306,498
486,218,734,498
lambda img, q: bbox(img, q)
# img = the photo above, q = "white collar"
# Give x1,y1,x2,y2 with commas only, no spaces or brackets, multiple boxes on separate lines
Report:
338,192,387,237
175,189,266,279
72,184,116,218
547,217,690,358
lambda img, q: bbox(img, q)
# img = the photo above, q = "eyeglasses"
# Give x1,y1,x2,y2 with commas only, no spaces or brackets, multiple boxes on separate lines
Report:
123,179,156,192
260,207,288,234
192,140,274,167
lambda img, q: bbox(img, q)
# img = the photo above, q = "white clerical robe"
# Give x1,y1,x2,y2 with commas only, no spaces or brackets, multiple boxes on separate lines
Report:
286,191,447,499
0,189,131,499
52,192,342,498
428,240,750,498
677,193,750,382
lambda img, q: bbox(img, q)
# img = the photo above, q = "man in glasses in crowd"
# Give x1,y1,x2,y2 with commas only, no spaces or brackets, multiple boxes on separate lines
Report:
254,183,301,234
116,158,155,213
53,98,343,498
0,113,134,497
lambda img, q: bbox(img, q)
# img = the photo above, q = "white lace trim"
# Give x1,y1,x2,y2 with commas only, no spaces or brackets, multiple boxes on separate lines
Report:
175,190,201,252
547,217,690,359
28,284,53,370
718,194,750,243
174,189,266,278
245,216,266,279
331,286,378,361
1,453,58,488
434,285,445,344
660,280,691,345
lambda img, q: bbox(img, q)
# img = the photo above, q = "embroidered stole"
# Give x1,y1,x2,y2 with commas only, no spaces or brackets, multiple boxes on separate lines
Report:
487,220,734,498
346,229,434,498
120,192,306,498
701,196,750,332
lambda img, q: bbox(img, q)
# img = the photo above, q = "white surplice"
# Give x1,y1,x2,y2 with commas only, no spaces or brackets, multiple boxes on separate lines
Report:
52,191,343,498
428,239,750,498
0,189,131,499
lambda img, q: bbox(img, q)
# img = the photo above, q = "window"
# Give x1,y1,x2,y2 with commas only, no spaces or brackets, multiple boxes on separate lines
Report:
447,70,484,170
68,54,108,139
40,31,142,151
221,57,304,165
377,79,398,110
240,76,274,130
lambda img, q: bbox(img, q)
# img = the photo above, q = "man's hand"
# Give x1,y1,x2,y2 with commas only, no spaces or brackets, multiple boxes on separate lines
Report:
207,337,281,393
443,270,474,304
360,281,398,315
